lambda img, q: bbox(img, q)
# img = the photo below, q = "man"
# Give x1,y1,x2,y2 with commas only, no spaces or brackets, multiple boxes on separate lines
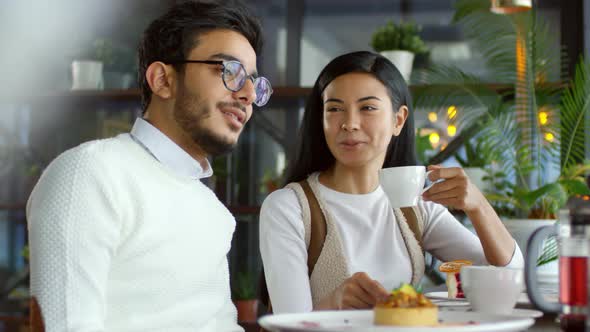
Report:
27,1,272,331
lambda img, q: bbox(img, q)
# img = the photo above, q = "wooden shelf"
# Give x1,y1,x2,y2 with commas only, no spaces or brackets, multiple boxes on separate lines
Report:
14,82,567,104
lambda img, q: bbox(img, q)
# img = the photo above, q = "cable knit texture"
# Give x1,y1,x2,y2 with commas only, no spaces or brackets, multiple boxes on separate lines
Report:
27,134,242,332
286,173,424,308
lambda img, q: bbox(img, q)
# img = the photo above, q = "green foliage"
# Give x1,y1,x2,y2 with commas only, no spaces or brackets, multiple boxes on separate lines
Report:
76,38,136,72
454,136,496,168
232,271,256,300
21,245,29,261
415,131,435,165
259,169,282,194
414,0,590,219
371,21,428,54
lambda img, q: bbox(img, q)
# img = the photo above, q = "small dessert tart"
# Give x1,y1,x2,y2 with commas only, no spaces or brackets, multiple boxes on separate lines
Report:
374,283,438,326
438,260,473,299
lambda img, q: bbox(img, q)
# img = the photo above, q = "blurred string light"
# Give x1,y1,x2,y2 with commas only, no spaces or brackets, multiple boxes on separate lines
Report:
538,111,548,125
447,125,457,137
447,105,457,119
544,132,554,142
429,132,440,145
491,0,532,14
428,112,438,123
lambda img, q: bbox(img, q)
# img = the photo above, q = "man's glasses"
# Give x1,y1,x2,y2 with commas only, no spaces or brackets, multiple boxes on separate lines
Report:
165,59,272,107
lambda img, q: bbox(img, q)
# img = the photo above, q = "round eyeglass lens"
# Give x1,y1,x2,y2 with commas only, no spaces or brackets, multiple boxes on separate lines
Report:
254,78,272,106
223,61,246,91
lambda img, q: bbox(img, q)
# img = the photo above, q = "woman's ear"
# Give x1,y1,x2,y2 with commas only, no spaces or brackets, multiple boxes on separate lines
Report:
392,105,409,136
145,61,176,100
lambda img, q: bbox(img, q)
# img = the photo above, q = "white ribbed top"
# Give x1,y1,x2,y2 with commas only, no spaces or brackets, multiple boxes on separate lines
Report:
260,177,524,314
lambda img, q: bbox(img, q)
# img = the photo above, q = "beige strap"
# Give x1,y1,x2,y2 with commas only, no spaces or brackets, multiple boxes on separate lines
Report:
299,180,327,277
400,206,424,253
394,206,425,286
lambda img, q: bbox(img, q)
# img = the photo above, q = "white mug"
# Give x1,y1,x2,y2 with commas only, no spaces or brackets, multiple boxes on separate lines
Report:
378,166,433,208
461,265,524,315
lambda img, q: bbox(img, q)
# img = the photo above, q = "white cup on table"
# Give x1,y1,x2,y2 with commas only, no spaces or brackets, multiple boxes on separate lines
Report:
461,265,524,315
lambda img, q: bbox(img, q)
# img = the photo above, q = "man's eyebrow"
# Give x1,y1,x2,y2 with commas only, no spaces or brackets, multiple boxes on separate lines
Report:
209,53,258,77
324,98,344,104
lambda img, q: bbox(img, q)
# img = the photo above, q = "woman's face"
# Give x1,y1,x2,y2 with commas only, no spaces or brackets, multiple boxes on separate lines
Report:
322,72,407,169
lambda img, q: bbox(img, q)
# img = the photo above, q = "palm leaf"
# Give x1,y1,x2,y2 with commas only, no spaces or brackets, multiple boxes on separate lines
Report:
453,0,518,83
537,236,557,266
558,59,590,170
414,66,502,132
559,179,590,196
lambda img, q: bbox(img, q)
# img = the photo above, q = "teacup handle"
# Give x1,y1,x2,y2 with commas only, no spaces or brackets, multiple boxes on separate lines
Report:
525,224,560,313
421,170,435,194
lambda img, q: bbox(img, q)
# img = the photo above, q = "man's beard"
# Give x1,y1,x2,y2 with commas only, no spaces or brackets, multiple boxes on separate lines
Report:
173,83,241,157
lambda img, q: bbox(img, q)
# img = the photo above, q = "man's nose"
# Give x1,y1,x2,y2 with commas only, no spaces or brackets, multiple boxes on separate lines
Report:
233,79,256,106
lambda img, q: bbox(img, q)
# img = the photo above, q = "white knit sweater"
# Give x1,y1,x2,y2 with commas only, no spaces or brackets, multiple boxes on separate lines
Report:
27,131,242,332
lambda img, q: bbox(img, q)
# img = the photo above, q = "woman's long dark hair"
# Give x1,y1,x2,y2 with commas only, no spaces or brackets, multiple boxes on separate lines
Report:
284,51,417,185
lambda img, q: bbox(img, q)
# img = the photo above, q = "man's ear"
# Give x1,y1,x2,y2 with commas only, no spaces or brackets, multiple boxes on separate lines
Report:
392,105,409,136
145,61,176,100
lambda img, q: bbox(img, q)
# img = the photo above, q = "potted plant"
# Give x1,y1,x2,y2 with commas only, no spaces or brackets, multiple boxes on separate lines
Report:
371,21,428,82
414,0,590,274
453,135,496,192
97,39,136,89
232,271,258,322
70,39,109,90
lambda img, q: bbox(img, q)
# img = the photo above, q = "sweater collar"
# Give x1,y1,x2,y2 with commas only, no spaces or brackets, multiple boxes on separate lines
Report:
130,118,213,180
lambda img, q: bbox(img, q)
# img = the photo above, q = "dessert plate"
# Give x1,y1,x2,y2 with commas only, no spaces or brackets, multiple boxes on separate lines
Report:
259,310,535,332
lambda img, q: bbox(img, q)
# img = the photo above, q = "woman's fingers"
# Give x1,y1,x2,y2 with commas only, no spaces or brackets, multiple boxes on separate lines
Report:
424,178,463,196
427,166,465,181
338,272,390,309
341,288,372,309
352,272,390,303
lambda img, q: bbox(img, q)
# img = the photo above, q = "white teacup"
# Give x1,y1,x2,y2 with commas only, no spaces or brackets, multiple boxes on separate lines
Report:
461,265,524,315
378,166,432,208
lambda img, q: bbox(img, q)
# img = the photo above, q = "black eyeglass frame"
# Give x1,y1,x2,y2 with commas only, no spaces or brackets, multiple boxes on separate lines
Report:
164,59,273,106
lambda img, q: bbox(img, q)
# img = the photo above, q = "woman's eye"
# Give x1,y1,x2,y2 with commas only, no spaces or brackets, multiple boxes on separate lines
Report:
326,107,342,112
361,105,377,111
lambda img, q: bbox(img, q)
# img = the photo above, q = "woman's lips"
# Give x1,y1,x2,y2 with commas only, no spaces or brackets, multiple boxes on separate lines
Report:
339,139,365,149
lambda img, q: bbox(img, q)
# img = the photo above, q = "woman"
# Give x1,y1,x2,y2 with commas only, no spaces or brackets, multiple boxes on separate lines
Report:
259,51,522,314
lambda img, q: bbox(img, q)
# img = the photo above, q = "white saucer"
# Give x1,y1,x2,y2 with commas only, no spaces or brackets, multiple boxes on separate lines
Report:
424,291,469,302
440,307,544,318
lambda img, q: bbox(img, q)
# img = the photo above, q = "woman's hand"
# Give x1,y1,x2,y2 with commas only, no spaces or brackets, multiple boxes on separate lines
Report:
422,165,516,266
422,165,486,214
317,272,390,310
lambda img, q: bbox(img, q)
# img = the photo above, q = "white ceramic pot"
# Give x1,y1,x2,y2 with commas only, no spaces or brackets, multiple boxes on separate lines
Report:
71,60,104,90
463,167,490,193
379,50,415,82
503,218,558,285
